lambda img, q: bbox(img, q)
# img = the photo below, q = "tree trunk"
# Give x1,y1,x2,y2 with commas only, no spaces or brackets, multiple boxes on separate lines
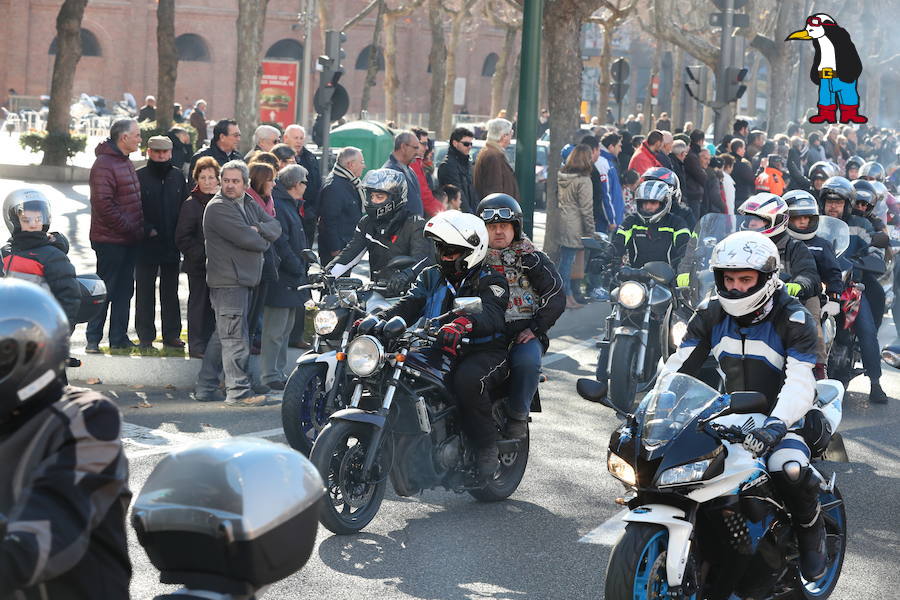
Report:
359,0,386,116
384,14,401,123
235,0,270,154
644,40,662,132
156,0,177,133
670,45,684,130
542,0,603,258
597,22,613,126
440,11,467,136
42,0,88,167
428,0,447,134
491,25,517,118
506,50,521,119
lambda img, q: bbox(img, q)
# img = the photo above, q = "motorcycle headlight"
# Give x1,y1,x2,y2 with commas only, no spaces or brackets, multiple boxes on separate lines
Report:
670,319,688,347
618,281,647,310
314,310,340,335
607,452,637,486
346,335,384,377
657,459,712,487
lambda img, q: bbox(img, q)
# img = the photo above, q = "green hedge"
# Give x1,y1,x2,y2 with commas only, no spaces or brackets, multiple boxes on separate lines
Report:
139,121,199,151
19,131,88,159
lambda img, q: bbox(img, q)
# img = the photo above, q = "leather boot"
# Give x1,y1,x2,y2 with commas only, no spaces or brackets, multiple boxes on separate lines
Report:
773,465,828,581
476,445,498,484
839,104,868,124
808,104,837,124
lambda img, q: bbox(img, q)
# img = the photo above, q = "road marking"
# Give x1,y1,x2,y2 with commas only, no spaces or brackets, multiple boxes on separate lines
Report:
543,336,600,367
579,509,629,545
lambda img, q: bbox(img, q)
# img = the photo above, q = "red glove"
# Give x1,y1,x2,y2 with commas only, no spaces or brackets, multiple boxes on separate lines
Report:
436,317,473,356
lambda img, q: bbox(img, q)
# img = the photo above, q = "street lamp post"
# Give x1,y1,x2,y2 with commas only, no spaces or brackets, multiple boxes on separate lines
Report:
299,0,316,130
515,0,543,239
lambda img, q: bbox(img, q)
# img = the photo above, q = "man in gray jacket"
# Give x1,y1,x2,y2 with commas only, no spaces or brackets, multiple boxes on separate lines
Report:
195,160,282,406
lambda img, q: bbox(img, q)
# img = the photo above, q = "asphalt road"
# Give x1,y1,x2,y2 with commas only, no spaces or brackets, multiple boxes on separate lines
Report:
3,177,899,598
94,300,900,600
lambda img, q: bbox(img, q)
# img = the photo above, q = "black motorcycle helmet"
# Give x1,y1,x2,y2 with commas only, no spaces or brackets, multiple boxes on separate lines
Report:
808,160,840,182
476,193,523,240
3,188,52,235
0,279,69,423
361,168,408,222
845,155,865,178
819,176,855,220
783,189,820,240
859,161,885,182
639,166,682,203
851,179,878,218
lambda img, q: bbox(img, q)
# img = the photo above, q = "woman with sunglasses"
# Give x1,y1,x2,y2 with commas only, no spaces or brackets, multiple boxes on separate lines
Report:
477,193,565,439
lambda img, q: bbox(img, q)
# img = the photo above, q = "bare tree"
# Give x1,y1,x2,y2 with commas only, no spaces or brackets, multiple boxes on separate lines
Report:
43,0,88,167
384,0,426,123
542,0,605,257
440,0,480,137
358,0,386,115
589,0,637,127
156,0,177,133
234,0,270,154
483,0,522,119
644,39,663,132
427,0,448,134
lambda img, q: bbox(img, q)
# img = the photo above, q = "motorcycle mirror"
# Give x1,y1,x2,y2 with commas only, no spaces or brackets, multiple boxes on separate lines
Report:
357,315,381,335
382,316,407,339
452,297,483,315
302,249,319,264
727,391,768,415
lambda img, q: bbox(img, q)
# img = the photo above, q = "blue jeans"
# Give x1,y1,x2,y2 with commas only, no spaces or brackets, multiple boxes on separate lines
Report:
818,77,860,106
508,337,543,420
557,246,579,296
853,295,881,382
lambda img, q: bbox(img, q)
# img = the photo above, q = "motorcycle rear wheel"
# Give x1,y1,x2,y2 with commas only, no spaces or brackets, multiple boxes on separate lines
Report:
310,421,388,535
469,425,529,502
605,523,698,600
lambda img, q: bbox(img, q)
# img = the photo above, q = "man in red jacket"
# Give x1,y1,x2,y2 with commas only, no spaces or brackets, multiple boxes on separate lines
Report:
627,129,663,175
411,127,443,217
86,118,144,352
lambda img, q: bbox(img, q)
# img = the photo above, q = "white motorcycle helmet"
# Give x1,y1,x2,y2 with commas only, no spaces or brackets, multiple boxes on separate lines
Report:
710,231,782,320
424,210,488,280
737,193,789,238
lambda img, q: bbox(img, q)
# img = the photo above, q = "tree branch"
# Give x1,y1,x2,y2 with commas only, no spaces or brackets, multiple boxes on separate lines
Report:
342,0,380,31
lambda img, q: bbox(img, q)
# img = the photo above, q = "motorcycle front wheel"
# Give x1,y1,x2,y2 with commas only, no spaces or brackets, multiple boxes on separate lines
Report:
608,335,642,412
605,523,699,600
282,362,345,455
791,485,847,599
310,421,388,535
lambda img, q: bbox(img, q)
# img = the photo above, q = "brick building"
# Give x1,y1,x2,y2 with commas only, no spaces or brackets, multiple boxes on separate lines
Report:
0,0,510,124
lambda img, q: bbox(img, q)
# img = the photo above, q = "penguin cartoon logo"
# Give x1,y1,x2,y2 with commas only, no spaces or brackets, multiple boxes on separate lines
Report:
786,13,867,125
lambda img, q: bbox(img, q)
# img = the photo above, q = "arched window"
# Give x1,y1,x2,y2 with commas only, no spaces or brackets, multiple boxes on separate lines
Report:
48,28,102,57
354,45,385,71
266,39,304,61
175,33,211,62
481,53,499,77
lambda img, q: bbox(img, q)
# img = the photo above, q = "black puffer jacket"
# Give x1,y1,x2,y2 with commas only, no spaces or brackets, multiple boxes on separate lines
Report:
265,182,309,308
2,232,80,328
773,233,821,301
136,161,188,264
326,211,433,280
437,145,478,213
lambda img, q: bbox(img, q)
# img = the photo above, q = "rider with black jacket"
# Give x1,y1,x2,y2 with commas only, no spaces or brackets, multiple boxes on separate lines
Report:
660,231,827,582
380,211,510,482
327,168,433,296
0,280,131,599
477,194,565,438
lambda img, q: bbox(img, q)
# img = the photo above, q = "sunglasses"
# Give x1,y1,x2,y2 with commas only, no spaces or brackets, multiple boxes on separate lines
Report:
459,141,473,147
806,16,834,27
480,208,515,221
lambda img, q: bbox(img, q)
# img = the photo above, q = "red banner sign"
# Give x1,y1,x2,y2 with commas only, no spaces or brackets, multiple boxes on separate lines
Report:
259,60,298,128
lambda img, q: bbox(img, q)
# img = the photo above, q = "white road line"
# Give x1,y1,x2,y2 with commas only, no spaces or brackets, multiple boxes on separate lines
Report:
122,334,600,460
579,509,629,545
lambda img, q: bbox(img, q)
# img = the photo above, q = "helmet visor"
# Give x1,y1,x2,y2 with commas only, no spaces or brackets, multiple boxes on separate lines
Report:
8,199,51,232
480,207,516,222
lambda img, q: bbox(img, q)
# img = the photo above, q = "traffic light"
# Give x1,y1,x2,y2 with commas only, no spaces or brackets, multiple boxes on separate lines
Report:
321,30,347,88
723,66,749,102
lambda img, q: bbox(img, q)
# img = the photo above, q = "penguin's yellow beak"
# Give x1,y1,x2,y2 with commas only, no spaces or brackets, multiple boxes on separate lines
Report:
786,29,813,41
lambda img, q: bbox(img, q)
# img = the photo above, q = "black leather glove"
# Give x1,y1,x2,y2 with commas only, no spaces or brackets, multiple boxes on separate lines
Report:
742,418,787,457
386,268,414,297
435,317,473,357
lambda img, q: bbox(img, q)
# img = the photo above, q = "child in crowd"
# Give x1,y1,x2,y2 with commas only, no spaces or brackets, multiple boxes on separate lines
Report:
441,184,462,211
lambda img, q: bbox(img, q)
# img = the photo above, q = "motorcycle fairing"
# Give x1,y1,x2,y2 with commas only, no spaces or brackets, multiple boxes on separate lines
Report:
295,351,339,390
622,504,694,587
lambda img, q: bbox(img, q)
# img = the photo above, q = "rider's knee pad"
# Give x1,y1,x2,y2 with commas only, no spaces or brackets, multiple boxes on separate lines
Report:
799,408,833,458
767,433,811,473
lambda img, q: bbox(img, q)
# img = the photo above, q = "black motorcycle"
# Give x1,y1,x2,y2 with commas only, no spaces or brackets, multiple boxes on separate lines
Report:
577,374,848,600
309,297,534,535
281,252,411,455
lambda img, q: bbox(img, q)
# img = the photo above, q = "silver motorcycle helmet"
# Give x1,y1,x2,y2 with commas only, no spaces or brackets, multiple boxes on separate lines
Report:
3,188,52,234
132,438,325,595
0,279,70,422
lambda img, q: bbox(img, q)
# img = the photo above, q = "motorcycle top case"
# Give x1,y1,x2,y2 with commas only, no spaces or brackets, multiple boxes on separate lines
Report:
132,438,324,589
74,273,107,324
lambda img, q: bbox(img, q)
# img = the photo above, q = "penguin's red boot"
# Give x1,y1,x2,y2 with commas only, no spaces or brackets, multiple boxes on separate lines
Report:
809,104,837,124
839,104,868,124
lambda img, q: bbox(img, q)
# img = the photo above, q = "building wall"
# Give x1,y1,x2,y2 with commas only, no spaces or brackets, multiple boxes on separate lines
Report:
2,0,508,125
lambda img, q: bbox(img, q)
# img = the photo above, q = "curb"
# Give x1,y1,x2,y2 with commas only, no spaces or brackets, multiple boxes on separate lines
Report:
68,347,307,388
0,163,91,183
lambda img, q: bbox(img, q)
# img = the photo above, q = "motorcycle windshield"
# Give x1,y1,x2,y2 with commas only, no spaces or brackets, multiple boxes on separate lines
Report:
682,214,740,309
816,216,850,257
639,373,720,449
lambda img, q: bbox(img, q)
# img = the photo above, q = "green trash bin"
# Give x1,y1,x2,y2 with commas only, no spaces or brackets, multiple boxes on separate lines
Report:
328,120,395,176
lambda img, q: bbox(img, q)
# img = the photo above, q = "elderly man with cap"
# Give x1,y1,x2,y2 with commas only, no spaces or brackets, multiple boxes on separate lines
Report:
135,135,189,349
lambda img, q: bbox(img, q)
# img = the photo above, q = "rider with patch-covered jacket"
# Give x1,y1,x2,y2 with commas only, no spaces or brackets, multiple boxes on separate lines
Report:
660,231,827,582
